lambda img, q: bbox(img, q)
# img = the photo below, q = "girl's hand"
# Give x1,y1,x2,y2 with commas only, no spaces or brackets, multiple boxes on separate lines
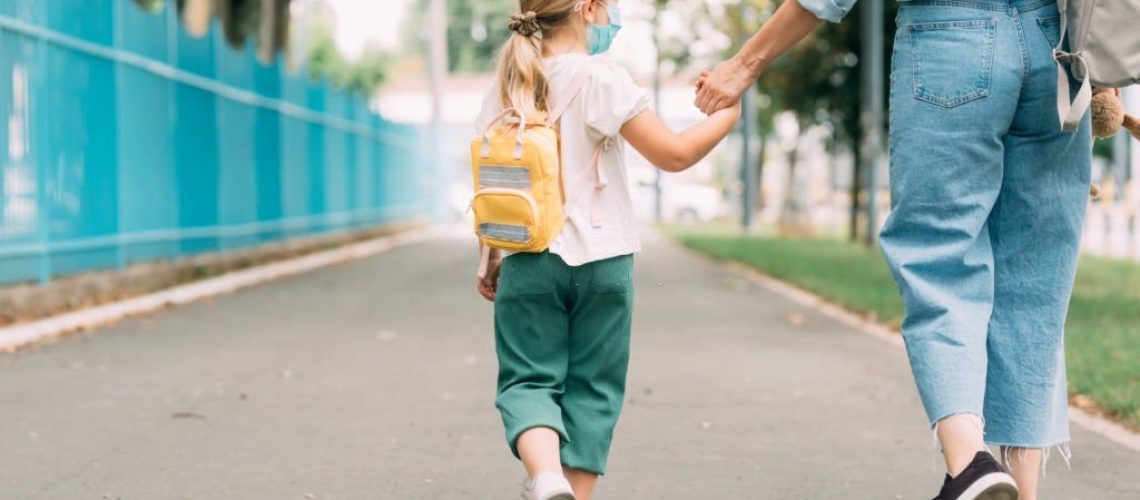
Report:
724,98,743,116
477,253,502,302
695,57,760,115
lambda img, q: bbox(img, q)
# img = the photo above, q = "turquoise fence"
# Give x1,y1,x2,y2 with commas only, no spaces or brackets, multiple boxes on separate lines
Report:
0,0,427,285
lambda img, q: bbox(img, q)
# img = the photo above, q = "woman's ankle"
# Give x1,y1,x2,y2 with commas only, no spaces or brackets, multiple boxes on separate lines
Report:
935,414,988,477
1002,447,1042,500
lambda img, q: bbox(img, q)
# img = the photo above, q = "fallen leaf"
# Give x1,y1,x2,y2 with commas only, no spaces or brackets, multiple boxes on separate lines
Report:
171,411,207,420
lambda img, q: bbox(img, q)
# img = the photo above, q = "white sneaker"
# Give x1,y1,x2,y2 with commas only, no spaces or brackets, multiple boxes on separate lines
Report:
521,471,575,500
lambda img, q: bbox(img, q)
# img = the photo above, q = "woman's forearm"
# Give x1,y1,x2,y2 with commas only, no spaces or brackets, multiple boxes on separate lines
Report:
694,0,827,114
734,0,825,79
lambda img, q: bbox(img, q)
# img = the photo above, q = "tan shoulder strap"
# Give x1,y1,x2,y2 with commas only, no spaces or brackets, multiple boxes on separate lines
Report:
1052,0,1093,132
546,70,593,127
547,69,613,229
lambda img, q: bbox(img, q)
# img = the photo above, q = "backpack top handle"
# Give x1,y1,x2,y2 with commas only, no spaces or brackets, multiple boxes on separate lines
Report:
480,107,529,160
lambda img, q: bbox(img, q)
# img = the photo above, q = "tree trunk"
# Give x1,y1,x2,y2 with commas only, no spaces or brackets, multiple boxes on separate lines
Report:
254,0,292,63
181,0,212,36
257,0,278,63
218,0,255,49
755,134,767,212
274,0,291,56
848,140,863,242
779,135,802,233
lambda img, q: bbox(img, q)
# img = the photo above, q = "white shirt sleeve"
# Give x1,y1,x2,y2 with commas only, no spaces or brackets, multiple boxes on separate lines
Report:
474,84,502,134
796,0,858,23
583,62,652,138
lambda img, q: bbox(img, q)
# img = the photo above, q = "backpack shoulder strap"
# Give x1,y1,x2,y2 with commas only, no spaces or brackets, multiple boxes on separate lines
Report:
540,67,612,229
1055,0,1069,54
546,69,593,127
1052,0,1093,132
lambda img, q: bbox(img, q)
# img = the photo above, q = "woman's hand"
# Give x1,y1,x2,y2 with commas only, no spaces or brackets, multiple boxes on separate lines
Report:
695,57,761,115
695,0,826,114
476,252,502,302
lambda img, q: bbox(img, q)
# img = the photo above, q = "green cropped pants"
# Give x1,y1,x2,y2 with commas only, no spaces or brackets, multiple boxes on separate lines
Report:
493,251,634,475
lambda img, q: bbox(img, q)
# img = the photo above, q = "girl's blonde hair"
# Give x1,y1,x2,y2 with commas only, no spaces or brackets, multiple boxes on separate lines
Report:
498,0,582,119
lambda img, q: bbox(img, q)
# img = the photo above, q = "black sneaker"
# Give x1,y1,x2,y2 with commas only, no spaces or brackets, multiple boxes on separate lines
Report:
933,451,1018,500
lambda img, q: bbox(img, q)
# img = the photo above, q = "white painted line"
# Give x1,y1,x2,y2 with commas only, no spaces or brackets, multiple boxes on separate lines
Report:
710,256,1140,454
0,225,444,352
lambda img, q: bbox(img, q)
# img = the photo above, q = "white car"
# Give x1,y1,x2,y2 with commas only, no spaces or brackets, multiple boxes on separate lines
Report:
628,161,726,224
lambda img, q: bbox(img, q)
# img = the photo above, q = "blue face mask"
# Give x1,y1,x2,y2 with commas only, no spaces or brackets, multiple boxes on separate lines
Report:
585,1,622,55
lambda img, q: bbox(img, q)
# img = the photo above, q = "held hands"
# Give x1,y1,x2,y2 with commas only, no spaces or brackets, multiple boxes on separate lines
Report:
695,57,761,115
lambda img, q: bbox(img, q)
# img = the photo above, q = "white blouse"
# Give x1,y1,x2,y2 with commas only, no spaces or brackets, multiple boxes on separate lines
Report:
475,53,652,266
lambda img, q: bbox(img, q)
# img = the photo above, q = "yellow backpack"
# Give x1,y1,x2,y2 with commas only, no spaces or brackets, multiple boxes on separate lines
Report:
471,72,606,278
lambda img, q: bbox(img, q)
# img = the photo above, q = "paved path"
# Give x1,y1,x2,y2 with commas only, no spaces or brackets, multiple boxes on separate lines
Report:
1,229,1137,499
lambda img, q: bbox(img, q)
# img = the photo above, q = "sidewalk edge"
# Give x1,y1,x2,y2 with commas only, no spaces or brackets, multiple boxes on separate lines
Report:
708,256,1140,454
0,225,443,353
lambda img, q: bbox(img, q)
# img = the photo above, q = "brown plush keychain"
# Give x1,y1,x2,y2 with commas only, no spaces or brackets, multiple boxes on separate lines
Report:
1087,88,1138,199
1091,87,1140,140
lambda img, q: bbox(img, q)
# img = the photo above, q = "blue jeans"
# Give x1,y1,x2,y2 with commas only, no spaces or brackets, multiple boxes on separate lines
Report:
881,0,1092,448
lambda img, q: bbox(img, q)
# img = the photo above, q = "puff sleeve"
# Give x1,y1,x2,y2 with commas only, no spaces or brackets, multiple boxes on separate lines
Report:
582,63,652,138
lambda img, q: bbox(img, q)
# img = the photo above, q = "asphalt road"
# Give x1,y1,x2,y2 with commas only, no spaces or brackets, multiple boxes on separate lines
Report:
1,229,1137,499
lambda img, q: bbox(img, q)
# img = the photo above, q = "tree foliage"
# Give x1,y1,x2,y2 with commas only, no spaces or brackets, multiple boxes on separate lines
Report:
404,0,516,74
306,24,391,96
169,0,292,57
662,0,897,235
133,0,166,13
760,1,896,154
129,0,388,95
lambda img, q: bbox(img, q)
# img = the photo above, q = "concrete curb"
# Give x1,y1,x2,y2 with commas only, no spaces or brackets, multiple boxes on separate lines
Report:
0,225,443,353
711,257,1140,454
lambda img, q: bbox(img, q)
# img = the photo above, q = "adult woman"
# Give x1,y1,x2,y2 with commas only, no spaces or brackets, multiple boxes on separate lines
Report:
696,1,1092,499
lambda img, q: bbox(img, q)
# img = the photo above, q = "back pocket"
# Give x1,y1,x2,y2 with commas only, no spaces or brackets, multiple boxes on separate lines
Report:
910,19,996,108
498,252,552,296
590,255,633,294
1038,16,1061,49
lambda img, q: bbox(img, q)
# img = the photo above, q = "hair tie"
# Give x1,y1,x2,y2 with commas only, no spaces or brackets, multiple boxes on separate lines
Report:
508,11,541,37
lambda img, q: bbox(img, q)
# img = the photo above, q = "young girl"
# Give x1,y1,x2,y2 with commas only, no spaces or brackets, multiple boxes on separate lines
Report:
474,1,739,498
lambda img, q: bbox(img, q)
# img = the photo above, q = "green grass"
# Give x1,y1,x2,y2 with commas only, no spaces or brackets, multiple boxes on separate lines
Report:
669,225,1140,429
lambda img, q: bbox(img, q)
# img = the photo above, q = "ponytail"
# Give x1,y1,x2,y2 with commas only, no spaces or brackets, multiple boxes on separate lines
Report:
496,1,580,119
